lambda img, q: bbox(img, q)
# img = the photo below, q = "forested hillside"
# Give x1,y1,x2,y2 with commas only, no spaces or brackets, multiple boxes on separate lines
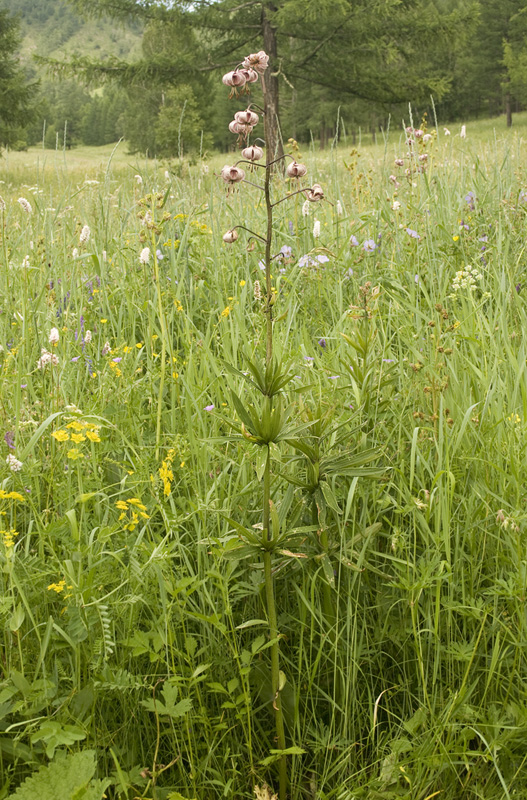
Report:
1,0,527,156
0,0,142,149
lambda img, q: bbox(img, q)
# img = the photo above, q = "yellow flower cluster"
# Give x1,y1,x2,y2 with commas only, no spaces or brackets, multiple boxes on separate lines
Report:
1,528,18,549
159,449,176,497
47,579,73,595
0,489,25,502
115,497,150,532
52,419,102,460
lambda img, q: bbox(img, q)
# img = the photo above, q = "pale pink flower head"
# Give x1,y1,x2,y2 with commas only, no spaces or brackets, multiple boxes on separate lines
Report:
414,129,424,139
394,158,404,167
222,70,247,88
229,120,246,135
286,161,307,178
223,229,239,243
242,51,269,74
235,109,259,126
306,183,324,202
240,68,259,83
242,145,264,161
221,165,245,184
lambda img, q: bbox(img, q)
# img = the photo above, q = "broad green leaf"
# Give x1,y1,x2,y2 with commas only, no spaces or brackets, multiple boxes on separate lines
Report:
7,750,108,800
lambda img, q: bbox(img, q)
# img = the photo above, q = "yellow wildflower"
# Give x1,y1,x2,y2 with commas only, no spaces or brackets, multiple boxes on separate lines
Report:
71,433,86,444
47,580,66,593
52,430,70,442
67,448,83,460
66,421,86,431
86,430,101,442
221,307,231,318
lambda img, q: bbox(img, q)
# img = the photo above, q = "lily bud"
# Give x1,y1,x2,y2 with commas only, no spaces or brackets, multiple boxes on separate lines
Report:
242,51,269,74
222,70,247,87
221,165,245,184
286,161,307,178
307,183,324,202
242,145,264,161
223,229,239,243
240,68,259,83
235,109,259,126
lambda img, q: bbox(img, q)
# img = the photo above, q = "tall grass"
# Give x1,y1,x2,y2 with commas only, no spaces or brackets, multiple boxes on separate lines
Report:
1,117,527,800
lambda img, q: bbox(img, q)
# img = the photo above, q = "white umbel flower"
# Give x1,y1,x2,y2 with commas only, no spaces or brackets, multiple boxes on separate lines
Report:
37,349,59,369
139,247,151,264
80,225,91,244
49,327,60,345
18,197,32,214
6,454,23,472
84,330,92,344
302,200,310,217
336,200,343,216
313,219,321,238
72,247,79,259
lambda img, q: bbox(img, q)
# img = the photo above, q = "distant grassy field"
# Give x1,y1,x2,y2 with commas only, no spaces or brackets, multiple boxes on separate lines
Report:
1,111,527,800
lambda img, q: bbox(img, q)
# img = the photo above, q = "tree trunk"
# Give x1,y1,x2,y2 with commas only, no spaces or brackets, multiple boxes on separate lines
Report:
506,91,512,127
261,4,284,163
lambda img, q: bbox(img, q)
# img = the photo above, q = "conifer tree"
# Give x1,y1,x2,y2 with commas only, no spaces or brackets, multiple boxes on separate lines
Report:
0,9,38,148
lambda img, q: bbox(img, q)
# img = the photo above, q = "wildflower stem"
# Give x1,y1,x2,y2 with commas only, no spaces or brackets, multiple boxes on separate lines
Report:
152,228,167,461
264,153,273,364
262,447,287,800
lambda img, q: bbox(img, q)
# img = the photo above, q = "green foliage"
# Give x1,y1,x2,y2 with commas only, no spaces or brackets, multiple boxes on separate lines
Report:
7,750,108,800
0,9,38,148
2,115,527,798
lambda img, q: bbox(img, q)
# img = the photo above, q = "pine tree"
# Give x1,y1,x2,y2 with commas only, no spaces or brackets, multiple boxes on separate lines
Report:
56,0,476,153
0,9,38,148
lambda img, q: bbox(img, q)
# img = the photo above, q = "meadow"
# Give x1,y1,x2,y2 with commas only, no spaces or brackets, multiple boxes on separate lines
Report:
1,111,527,800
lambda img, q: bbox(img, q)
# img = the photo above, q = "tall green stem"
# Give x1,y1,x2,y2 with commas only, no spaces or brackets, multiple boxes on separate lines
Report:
264,148,273,365
152,228,167,461
262,446,287,799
